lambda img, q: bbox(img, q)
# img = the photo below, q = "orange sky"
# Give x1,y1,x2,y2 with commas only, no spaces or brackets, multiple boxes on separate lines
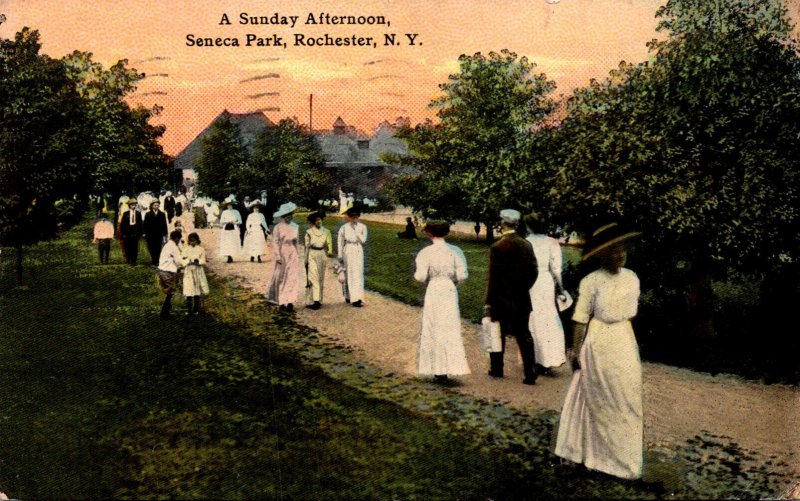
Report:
1,0,690,155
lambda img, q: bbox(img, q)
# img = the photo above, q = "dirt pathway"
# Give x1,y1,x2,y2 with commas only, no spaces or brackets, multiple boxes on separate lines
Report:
193,225,799,482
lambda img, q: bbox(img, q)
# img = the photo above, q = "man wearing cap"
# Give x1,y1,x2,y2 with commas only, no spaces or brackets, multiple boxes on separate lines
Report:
337,203,368,307
119,199,143,265
484,208,539,384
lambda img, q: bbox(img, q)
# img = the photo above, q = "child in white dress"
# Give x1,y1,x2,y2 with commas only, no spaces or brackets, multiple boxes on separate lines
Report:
182,232,210,315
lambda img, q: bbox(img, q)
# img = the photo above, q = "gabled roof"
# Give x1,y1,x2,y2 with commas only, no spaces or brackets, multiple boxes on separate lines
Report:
174,110,274,170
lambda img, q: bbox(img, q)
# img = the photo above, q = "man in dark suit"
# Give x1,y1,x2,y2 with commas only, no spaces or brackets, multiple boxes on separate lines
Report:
162,191,176,223
143,200,169,266
485,209,539,384
119,200,143,265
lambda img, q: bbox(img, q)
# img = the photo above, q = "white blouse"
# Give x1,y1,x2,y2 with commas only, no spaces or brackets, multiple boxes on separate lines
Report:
573,268,640,324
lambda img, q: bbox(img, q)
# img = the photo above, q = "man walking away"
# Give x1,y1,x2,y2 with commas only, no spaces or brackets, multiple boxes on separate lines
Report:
484,209,539,384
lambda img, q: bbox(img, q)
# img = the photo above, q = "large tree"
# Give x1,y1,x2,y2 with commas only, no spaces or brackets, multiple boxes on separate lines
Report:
196,115,248,202
0,29,92,283
246,118,331,215
546,0,800,373
384,50,555,236
551,0,800,273
63,52,171,200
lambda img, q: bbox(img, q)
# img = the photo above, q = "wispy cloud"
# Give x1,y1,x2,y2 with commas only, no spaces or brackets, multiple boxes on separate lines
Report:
242,59,354,82
363,59,386,66
240,73,281,83
375,106,408,112
253,107,281,113
246,92,280,99
366,75,403,81
133,56,172,64
143,73,169,78
249,57,281,63
138,91,168,96
381,92,406,98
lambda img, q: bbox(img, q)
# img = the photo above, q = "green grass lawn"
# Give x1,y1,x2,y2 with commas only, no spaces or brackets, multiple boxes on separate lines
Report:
0,220,789,499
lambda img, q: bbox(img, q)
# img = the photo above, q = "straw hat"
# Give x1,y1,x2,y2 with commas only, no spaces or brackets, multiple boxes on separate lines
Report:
582,223,641,261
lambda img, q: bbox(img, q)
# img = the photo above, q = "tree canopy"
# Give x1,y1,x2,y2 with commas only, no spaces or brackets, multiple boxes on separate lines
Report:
196,115,248,202
0,28,91,276
383,50,556,227
549,0,800,274
63,51,171,198
1,28,171,282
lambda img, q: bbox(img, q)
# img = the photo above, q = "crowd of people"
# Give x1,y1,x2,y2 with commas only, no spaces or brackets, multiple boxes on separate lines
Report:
93,189,644,482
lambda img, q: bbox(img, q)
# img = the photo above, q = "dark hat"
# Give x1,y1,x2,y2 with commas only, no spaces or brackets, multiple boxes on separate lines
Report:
522,212,546,234
582,223,641,261
307,211,324,223
345,203,362,217
423,220,450,237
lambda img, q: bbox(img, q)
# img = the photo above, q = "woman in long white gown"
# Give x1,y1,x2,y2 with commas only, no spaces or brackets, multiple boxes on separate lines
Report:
243,203,269,262
266,202,301,311
336,204,368,307
217,201,241,263
523,213,567,373
554,223,643,480
414,221,470,382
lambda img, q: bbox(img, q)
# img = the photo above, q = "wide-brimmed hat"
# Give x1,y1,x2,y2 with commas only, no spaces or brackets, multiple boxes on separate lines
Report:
273,202,297,219
582,223,641,261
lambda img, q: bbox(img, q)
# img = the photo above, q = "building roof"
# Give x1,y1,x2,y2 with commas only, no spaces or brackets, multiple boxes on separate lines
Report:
174,110,274,170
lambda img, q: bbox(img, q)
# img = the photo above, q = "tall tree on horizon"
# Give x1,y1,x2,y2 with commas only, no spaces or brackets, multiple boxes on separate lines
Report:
0,28,92,283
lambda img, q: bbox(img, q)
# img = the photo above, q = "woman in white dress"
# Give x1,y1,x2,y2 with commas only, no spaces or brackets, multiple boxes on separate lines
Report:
217,201,241,263
554,223,643,480
414,221,470,383
336,204,368,307
181,232,209,315
243,202,269,262
523,213,567,375
266,202,301,312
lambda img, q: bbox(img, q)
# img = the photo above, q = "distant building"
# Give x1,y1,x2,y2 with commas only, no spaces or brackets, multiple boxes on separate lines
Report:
174,110,274,183
314,116,411,198
174,112,411,200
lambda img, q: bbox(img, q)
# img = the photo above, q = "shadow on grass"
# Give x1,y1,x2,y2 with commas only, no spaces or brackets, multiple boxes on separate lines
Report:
0,221,791,499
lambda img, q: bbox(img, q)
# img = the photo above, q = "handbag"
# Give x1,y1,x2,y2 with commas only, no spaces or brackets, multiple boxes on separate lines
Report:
480,316,502,353
224,222,235,230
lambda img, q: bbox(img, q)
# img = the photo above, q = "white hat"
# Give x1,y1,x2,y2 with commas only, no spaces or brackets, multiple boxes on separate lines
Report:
273,202,297,219
499,209,521,225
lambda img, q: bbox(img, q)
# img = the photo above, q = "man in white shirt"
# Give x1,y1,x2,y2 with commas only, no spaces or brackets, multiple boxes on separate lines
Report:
157,230,184,319
92,214,115,264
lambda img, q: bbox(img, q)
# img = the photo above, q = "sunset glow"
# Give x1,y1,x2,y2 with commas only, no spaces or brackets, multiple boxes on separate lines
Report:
0,0,767,155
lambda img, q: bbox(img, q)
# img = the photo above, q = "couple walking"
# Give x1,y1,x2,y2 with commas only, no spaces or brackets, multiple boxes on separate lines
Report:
414,209,566,385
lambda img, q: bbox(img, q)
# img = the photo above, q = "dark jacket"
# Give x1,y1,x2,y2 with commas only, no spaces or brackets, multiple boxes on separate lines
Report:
143,210,168,241
163,196,176,217
119,210,143,239
485,231,538,322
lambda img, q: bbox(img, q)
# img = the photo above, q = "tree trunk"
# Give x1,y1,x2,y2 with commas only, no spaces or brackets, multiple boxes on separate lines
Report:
15,243,23,285
686,259,715,338
484,221,494,244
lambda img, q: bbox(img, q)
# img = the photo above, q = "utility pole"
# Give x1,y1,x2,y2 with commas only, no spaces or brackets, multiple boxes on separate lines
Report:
309,94,313,131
